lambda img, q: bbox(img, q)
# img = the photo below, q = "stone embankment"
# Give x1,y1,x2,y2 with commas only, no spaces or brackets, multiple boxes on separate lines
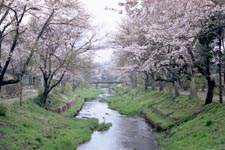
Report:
45,96,81,113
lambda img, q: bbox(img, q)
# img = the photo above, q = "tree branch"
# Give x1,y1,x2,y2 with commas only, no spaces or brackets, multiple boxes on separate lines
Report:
48,71,66,93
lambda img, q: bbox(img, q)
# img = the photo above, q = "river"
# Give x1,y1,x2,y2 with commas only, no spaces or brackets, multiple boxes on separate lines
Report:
76,88,159,150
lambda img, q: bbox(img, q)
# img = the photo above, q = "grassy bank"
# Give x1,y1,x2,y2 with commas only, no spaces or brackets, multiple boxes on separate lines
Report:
62,87,102,117
106,87,225,150
0,87,102,150
159,103,225,150
45,86,101,108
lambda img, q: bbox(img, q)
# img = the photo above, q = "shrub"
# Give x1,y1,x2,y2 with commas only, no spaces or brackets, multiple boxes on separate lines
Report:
37,87,44,96
0,105,7,116
180,79,190,90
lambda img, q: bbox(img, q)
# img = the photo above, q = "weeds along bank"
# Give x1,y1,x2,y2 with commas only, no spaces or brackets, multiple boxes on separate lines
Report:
106,87,225,150
0,87,102,150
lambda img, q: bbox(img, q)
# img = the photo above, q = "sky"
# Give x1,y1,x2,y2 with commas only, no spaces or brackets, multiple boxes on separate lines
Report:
82,0,124,63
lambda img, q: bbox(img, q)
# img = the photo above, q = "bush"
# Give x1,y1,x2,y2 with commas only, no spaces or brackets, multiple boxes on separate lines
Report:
37,87,44,96
181,79,190,90
0,105,7,116
214,86,225,96
1,84,19,98
195,75,206,92
60,84,72,94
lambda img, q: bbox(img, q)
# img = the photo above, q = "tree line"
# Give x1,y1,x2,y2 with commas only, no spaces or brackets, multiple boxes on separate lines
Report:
113,0,225,105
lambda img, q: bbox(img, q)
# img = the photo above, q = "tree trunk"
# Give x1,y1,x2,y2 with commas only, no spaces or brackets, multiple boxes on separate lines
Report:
159,82,164,91
151,82,156,90
150,73,156,90
72,79,76,91
40,90,48,106
144,73,149,91
218,61,223,103
218,37,223,103
190,77,198,100
40,77,49,106
39,71,65,106
130,72,137,88
205,79,215,105
172,82,179,97
19,79,23,107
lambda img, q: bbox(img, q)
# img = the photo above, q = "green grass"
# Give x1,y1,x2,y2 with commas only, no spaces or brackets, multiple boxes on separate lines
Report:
0,105,7,116
0,87,102,150
47,86,78,107
62,87,102,117
106,87,225,149
159,103,225,150
107,88,203,129
62,98,85,117
96,122,112,131
0,100,98,150
106,94,143,115
143,108,175,129
73,87,102,100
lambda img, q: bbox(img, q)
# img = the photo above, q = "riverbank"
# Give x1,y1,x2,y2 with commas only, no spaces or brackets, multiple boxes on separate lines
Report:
106,87,225,150
77,88,159,150
0,87,102,150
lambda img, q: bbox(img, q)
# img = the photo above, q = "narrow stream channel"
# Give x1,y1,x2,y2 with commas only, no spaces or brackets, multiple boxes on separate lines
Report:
76,88,159,150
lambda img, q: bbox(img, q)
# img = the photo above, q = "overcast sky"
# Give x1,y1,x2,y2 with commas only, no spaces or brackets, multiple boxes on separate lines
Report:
82,0,124,63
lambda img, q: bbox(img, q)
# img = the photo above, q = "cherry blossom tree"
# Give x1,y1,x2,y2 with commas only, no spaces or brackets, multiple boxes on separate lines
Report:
114,0,225,103
0,0,40,87
0,0,97,105
30,0,96,106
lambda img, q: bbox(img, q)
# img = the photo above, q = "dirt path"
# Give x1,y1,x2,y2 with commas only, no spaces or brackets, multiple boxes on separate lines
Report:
0,89,37,105
1,88,224,105
179,90,225,102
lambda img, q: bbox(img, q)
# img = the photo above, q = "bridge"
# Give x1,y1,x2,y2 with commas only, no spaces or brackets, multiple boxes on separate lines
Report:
91,81,122,88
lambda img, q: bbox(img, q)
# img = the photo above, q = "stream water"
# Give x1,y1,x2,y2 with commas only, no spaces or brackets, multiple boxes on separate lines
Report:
76,88,159,150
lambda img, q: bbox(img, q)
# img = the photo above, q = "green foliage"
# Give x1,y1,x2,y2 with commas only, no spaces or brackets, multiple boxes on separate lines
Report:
180,79,190,90
58,84,72,94
62,98,85,117
213,86,225,96
62,87,101,117
73,87,102,100
96,122,112,131
37,86,44,96
0,105,7,116
194,75,206,92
